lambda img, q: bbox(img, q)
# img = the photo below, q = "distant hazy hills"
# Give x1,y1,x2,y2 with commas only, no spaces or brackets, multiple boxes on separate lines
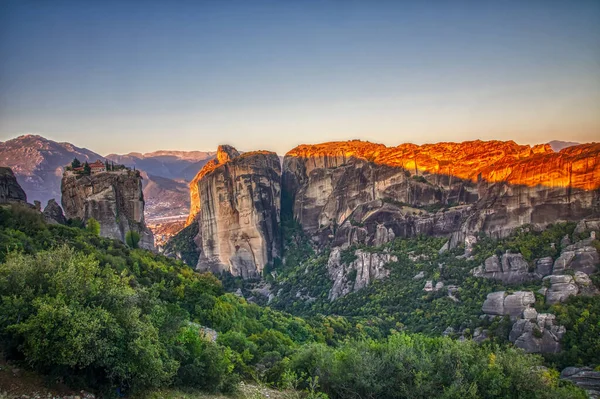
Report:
105,150,215,182
548,140,580,152
0,135,104,206
0,135,215,219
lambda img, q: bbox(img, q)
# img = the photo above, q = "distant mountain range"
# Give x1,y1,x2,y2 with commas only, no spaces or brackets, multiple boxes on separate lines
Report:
0,135,215,219
548,140,580,152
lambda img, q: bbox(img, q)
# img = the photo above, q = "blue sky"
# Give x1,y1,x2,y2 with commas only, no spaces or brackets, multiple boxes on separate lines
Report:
0,0,599,154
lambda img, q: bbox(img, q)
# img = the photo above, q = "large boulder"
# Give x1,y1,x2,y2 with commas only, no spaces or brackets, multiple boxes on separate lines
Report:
509,313,565,353
186,146,281,278
553,245,599,276
482,291,535,317
544,273,599,304
472,253,543,284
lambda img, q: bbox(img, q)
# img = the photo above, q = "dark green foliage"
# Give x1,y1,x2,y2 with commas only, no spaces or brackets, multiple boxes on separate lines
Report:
83,161,91,175
71,158,81,168
0,204,323,393
0,204,593,397
125,230,141,248
548,296,600,368
163,222,200,267
289,334,585,399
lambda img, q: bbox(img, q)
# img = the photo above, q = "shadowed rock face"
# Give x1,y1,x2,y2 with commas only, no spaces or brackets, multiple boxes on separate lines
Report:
187,145,281,278
0,167,27,204
43,199,67,225
61,170,154,250
282,140,600,248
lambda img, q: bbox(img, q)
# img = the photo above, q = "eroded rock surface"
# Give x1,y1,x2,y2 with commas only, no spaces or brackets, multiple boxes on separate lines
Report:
61,170,154,250
561,367,600,398
282,140,600,248
43,199,67,225
471,253,545,283
481,291,535,317
186,145,281,278
328,247,397,300
509,313,565,353
544,272,599,304
0,167,27,204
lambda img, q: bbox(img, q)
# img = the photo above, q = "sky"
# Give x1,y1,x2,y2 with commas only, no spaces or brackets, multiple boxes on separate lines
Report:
0,0,599,155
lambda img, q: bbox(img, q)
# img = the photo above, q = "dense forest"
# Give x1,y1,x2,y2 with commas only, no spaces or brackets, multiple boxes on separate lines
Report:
0,203,593,398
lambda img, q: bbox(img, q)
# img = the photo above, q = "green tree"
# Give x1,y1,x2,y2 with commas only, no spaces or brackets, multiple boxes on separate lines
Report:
126,230,141,248
82,161,91,175
71,158,81,168
86,218,100,236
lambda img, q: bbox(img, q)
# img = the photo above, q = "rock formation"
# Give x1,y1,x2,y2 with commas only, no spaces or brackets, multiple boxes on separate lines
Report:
509,313,565,353
0,167,27,204
43,199,67,225
560,367,600,398
543,272,598,304
327,247,397,300
61,169,154,250
186,145,281,278
553,238,599,275
481,291,536,318
282,140,600,248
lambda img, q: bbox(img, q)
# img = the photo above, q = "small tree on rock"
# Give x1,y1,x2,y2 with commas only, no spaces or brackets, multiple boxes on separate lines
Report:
71,158,81,169
86,218,100,236
83,162,91,175
125,230,140,248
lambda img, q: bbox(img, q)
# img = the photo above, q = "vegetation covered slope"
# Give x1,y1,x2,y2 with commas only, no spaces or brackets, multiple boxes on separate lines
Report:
263,218,600,369
0,204,588,398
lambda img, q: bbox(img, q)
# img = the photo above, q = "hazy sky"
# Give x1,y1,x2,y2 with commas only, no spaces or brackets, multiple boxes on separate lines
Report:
1,0,599,155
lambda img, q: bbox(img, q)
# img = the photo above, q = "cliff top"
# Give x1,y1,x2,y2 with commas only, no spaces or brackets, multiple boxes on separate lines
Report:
189,145,278,189
285,140,600,190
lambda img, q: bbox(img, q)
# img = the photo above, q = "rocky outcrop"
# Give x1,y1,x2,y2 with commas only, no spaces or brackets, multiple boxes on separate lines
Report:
509,313,565,353
481,291,536,317
472,253,541,283
0,167,27,204
282,140,600,248
43,199,67,224
560,367,600,398
61,170,154,250
186,145,281,278
553,239,599,276
543,272,599,304
327,247,397,300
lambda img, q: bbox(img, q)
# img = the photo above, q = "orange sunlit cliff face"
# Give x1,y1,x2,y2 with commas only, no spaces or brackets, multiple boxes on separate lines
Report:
285,140,600,190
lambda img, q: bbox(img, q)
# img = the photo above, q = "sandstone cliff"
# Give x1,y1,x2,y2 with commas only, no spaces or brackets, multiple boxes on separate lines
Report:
0,167,27,204
61,170,154,249
282,140,600,248
186,145,281,277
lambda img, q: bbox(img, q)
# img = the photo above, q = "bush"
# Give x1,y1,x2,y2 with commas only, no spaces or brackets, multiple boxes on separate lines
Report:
86,218,101,236
126,230,141,248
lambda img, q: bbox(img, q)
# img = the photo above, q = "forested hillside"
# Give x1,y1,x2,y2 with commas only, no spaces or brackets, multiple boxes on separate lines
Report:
0,203,588,398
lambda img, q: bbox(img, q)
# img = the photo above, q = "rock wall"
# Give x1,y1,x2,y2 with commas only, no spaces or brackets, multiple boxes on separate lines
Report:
327,247,397,300
282,140,600,248
0,167,27,204
187,145,281,278
61,170,154,250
